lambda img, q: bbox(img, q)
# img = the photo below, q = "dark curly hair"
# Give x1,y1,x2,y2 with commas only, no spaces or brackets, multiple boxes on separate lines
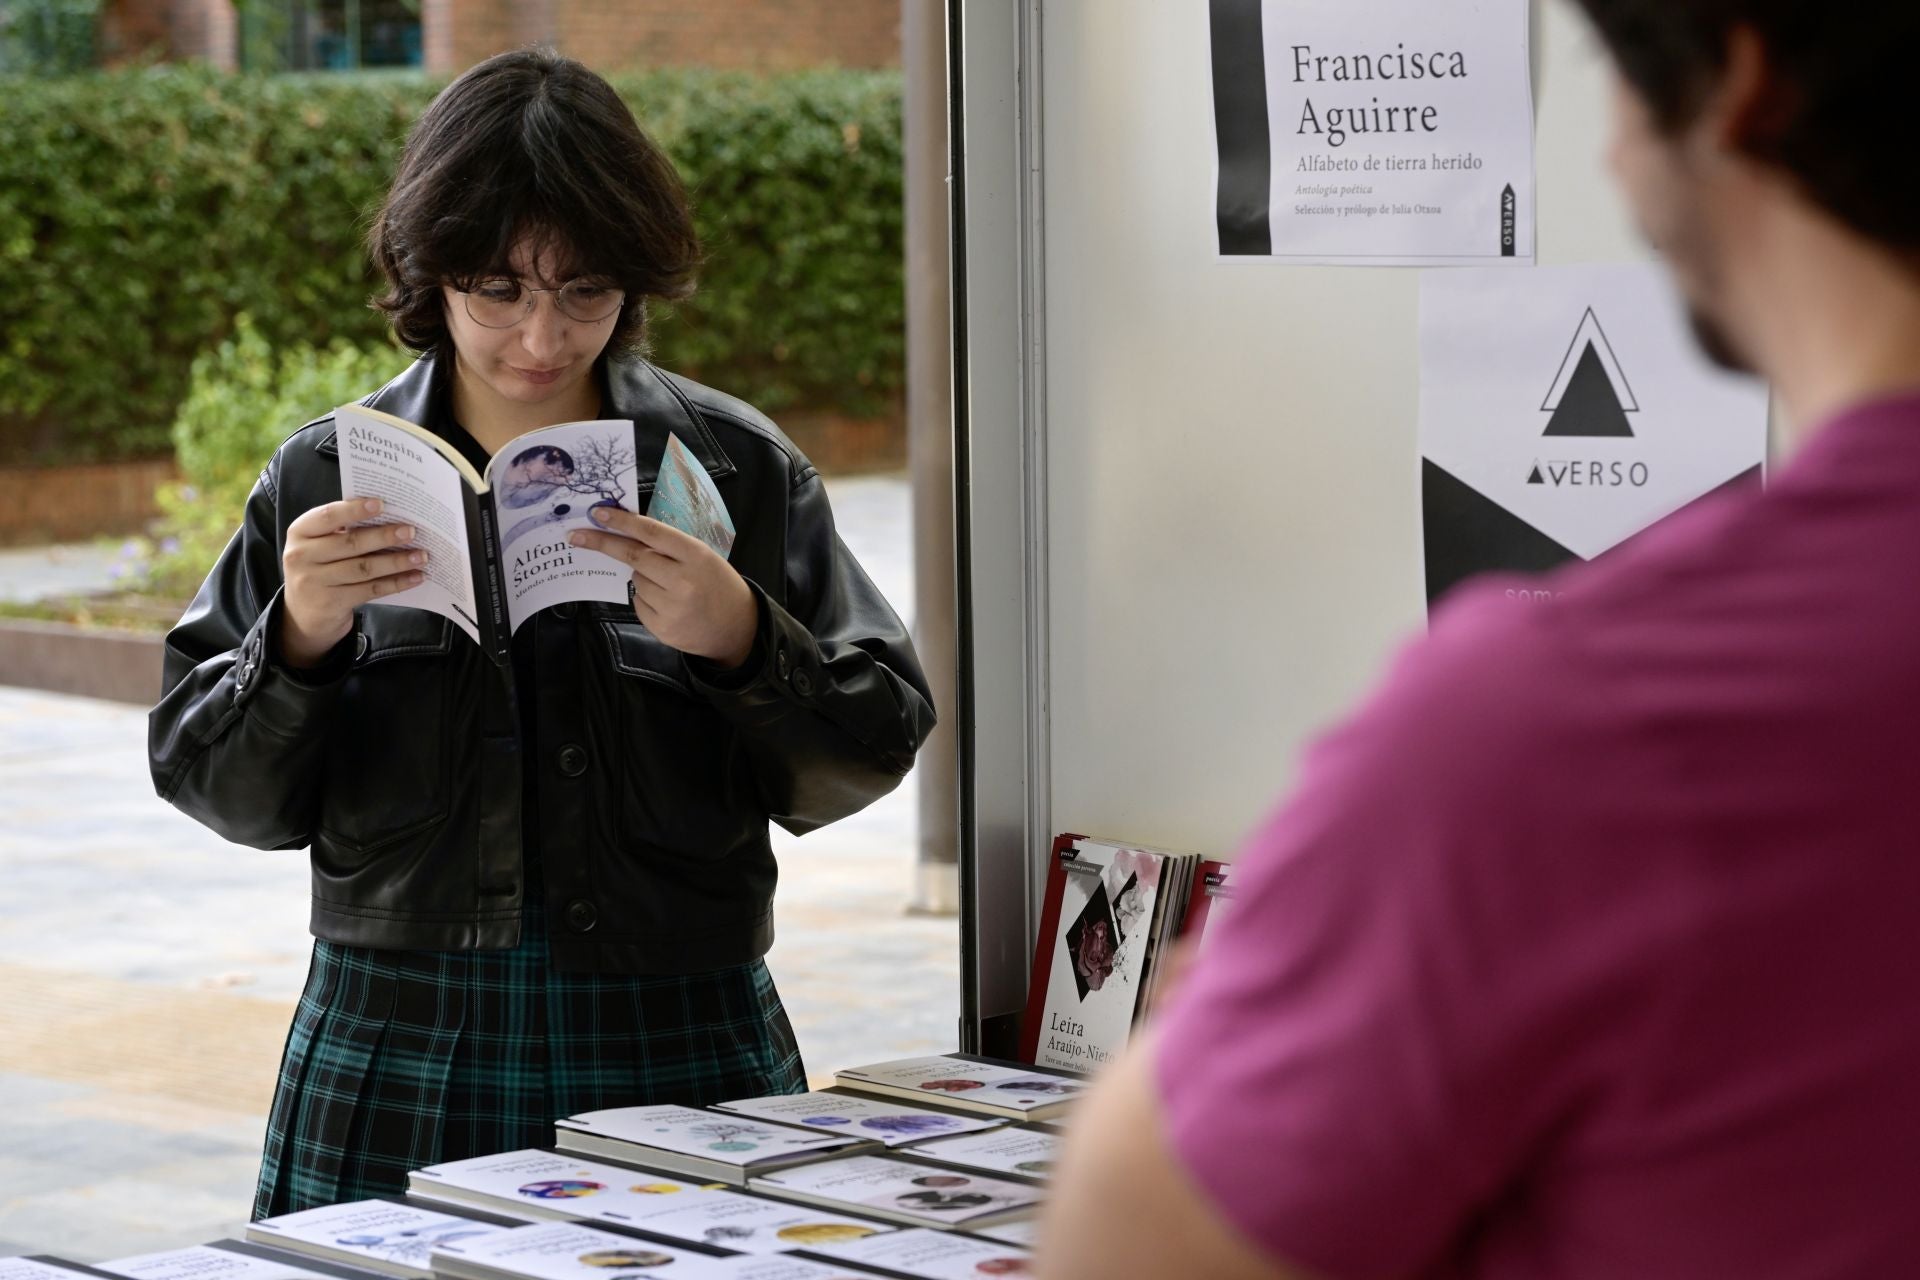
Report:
366,47,701,357
1569,0,1920,255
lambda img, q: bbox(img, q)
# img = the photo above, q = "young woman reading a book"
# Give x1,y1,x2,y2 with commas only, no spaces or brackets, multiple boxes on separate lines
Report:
148,49,935,1217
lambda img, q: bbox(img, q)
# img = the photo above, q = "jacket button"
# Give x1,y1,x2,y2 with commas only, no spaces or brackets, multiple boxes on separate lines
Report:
566,899,597,932
556,744,589,777
792,668,815,697
552,602,575,620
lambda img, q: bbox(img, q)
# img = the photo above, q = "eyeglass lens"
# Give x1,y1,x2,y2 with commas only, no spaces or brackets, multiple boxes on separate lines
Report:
464,278,624,328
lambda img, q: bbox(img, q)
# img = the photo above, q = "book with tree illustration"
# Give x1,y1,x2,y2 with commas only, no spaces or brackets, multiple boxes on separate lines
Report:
331,404,734,664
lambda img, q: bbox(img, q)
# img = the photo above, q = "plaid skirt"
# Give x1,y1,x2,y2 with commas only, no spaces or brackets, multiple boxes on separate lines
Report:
253,901,805,1218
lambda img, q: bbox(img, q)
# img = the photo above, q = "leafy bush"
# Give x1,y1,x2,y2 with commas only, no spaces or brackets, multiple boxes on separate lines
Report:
0,64,903,464
136,316,413,600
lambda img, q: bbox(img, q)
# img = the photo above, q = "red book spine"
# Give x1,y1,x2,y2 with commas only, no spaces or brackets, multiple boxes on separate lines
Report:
1178,860,1233,948
1016,832,1084,1063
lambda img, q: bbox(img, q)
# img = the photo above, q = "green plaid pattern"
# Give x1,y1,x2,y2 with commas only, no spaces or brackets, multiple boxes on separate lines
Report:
253,902,804,1218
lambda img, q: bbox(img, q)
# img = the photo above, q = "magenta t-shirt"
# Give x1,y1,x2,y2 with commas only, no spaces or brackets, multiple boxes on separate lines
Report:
1155,391,1920,1278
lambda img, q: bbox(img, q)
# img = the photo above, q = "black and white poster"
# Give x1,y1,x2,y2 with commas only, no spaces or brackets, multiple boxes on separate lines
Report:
1420,263,1770,608
1208,0,1535,265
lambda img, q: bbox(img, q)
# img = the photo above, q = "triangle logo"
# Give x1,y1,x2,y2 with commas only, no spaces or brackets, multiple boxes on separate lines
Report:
1527,463,1544,485
1541,308,1637,438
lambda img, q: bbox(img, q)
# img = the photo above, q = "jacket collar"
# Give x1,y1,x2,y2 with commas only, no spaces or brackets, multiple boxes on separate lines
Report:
313,352,736,490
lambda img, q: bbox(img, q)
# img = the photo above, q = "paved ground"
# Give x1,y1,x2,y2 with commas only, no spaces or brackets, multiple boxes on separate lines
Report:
0,476,959,1263
0,540,132,604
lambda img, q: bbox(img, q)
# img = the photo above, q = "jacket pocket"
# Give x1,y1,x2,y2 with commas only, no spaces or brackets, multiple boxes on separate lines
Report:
595,610,760,860
316,608,454,859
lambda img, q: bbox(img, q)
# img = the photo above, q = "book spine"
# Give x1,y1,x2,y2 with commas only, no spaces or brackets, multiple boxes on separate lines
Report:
1016,833,1084,1063
475,494,511,667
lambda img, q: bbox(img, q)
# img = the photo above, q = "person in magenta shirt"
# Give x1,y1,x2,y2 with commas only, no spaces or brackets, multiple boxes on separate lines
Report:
1040,1,1920,1277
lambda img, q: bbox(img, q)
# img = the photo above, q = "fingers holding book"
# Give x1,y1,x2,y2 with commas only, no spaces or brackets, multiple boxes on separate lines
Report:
280,497,430,667
569,509,757,669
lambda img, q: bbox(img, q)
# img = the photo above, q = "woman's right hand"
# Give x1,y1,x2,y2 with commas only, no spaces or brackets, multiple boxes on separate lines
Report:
279,497,428,668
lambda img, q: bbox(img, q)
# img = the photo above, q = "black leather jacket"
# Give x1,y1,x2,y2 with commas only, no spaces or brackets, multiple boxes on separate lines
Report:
149,354,935,973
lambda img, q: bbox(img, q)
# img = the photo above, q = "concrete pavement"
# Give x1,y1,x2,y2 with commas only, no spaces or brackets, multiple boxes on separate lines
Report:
0,475,960,1262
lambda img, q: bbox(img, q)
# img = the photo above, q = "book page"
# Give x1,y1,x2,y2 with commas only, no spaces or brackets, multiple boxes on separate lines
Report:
334,406,483,644
483,419,640,631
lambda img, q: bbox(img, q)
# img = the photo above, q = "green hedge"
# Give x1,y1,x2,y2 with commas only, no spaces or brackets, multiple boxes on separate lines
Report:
0,64,903,464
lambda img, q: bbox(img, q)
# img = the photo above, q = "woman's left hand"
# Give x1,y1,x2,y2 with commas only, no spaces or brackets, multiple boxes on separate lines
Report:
570,510,758,668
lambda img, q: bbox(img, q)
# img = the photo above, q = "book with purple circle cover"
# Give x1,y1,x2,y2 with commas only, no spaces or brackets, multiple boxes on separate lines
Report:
711,1090,1007,1148
647,432,736,558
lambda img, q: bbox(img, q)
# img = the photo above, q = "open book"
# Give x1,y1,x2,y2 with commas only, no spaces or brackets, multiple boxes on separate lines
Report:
332,405,734,664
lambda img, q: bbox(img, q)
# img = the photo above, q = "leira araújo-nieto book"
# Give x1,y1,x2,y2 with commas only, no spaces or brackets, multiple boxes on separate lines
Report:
328,405,733,663
1017,834,1201,1072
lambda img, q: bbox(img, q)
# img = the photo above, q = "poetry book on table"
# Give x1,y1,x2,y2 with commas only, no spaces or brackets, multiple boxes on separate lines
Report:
96,1242,368,1280
832,1055,1088,1123
332,406,732,663
408,1148,713,1223
901,1126,1058,1183
553,1105,870,1185
244,1198,507,1279
711,1090,1004,1149
797,1227,1034,1280
747,1156,1041,1231
1018,834,1200,1071
429,1221,869,1280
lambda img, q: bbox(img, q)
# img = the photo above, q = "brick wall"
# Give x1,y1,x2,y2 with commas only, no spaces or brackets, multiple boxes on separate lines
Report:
433,0,900,74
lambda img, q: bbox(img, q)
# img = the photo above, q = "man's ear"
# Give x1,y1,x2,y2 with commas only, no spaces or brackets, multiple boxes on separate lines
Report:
1709,24,1798,159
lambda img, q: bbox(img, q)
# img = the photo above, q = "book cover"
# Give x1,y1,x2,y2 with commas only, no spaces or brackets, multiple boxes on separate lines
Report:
1,1263,125,1280
964,1219,1041,1249
711,1091,1005,1148
96,1244,347,1280
409,1148,714,1222
331,407,653,657
1017,837,1171,1071
428,1222,722,1280
646,432,735,557
798,1228,1034,1280
245,1199,506,1278
747,1156,1042,1230
553,1106,866,1184
901,1127,1058,1183
831,1056,1088,1122
563,1187,893,1254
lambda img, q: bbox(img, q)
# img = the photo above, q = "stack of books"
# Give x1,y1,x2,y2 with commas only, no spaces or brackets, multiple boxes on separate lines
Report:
5,1050,1087,1280
1017,834,1236,1073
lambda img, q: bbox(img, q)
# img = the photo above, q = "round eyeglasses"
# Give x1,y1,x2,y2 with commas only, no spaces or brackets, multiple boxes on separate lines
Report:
459,277,626,329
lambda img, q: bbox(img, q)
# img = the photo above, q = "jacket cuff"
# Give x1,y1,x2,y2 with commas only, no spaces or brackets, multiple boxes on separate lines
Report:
683,580,818,714
239,590,354,731
684,580,771,693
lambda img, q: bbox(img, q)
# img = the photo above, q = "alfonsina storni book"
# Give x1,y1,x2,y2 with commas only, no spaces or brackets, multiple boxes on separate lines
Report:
328,404,735,665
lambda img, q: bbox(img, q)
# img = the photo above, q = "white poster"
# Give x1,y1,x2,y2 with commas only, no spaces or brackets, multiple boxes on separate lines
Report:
1420,262,1770,608
1209,0,1535,265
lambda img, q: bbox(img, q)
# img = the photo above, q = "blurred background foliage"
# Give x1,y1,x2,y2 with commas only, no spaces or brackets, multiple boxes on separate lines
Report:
0,62,905,468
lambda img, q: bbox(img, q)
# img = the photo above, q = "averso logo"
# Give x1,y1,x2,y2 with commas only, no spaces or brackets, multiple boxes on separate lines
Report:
1526,308,1650,490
